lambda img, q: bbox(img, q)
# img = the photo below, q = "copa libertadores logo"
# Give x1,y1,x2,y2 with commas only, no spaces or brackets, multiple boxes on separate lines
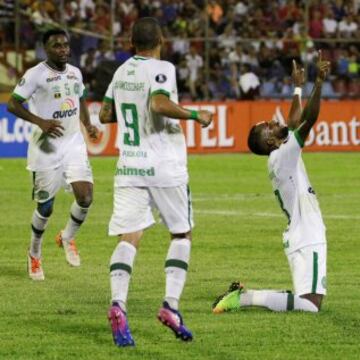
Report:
52,98,78,119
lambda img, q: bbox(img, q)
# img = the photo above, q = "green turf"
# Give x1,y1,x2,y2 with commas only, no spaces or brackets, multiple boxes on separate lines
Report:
1,153,360,359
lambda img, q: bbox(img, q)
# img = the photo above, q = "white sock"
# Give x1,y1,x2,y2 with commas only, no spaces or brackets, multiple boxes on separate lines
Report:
110,241,137,312
30,210,49,258
240,290,318,312
164,238,191,310
62,201,89,242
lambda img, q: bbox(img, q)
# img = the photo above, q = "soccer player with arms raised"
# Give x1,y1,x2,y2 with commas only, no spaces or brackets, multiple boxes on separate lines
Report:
99,17,212,346
213,52,330,314
7,29,98,280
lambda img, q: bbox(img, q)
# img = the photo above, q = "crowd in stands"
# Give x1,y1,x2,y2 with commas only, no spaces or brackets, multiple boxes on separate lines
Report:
1,0,360,100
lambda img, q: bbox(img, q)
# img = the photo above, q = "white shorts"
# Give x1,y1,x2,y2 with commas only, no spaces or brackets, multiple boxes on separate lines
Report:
31,156,93,203
287,244,327,296
109,185,194,235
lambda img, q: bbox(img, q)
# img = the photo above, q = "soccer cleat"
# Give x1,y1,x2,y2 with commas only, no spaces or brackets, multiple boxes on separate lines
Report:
107,304,135,347
212,281,244,314
27,253,45,281
55,231,81,267
157,301,193,341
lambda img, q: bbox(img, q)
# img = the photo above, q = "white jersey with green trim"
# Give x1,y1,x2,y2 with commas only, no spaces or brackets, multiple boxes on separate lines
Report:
104,55,188,187
12,62,86,171
268,130,326,254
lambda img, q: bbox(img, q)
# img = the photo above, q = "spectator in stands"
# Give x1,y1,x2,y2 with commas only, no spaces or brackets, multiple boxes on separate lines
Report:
337,49,350,77
322,8,338,38
172,29,190,59
186,46,204,100
234,1,248,17
207,0,223,27
217,24,236,51
332,0,347,22
309,10,323,38
338,14,358,38
31,0,56,29
4,0,360,100
93,3,110,35
177,57,190,98
239,63,260,100
348,55,359,78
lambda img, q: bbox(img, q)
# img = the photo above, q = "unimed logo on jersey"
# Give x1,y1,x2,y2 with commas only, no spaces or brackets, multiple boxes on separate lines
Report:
52,98,78,119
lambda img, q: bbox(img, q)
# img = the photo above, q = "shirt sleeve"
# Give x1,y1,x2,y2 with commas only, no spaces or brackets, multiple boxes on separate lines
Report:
12,68,39,102
276,130,303,169
103,80,114,103
149,61,176,98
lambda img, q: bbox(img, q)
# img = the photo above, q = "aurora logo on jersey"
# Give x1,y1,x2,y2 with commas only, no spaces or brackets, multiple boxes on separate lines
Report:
115,166,155,177
52,98,78,119
46,75,62,82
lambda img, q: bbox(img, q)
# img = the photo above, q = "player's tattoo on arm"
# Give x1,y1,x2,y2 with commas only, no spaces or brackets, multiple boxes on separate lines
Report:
99,102,116,123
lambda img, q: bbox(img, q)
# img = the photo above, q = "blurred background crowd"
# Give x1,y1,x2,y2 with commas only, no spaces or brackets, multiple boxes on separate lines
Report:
1,0,360,100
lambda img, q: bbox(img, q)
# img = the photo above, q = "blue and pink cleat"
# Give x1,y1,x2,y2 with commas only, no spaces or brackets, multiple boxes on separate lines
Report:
108,303,135,347
157,301,193,341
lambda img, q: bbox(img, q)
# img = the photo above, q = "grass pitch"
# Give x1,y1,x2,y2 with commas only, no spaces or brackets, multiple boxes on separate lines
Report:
1,153,360,360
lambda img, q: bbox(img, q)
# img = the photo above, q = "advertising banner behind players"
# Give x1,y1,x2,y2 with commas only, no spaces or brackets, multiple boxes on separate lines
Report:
1,101,360,157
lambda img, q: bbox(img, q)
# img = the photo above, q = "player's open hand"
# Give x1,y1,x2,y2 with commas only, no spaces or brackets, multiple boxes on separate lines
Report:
292,60,305,87
39,119,64,138
316,50,331,82
197,110,213,128
85,124,99,140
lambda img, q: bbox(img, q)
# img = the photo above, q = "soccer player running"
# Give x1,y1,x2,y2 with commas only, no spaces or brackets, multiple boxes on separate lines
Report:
7,29,98,280
213,51,330,314
99,17,212,346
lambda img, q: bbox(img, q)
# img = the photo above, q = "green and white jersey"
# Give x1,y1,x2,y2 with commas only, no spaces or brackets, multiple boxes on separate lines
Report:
104,55,188,187
268,130,326,254
12,62,86,171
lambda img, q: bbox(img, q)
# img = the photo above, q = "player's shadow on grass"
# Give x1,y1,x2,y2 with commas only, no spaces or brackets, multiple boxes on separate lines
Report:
1,265,27,279
24,315,112,345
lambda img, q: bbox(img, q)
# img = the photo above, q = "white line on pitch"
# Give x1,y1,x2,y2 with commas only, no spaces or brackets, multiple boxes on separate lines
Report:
196,209,360,220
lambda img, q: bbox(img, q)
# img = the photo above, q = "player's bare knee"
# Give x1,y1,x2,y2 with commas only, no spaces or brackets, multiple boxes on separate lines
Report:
171,231,192,241
121,231,143,248
76,195,92,208
37,198,54,218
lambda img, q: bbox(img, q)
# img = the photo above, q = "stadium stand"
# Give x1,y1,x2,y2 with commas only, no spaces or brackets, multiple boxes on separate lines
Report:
0,0,359,100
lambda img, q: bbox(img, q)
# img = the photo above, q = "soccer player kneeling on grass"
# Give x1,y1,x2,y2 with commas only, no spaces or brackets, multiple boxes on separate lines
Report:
213,52,330,314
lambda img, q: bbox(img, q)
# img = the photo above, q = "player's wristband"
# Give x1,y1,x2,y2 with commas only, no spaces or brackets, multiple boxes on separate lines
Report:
189,110,199,120
294,87,302,97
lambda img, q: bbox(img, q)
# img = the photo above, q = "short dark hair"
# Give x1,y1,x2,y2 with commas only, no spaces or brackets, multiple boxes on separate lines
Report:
247,124,269,155
43,29,68,45
131,17,162,51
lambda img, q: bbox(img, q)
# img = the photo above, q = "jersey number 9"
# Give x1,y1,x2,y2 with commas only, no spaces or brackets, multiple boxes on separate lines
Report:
121,103,140,146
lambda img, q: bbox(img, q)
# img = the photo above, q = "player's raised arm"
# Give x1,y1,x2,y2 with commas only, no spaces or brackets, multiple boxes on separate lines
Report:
151,94,213,128
296,51,330,143
7,96,64,138
287,60,305,130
